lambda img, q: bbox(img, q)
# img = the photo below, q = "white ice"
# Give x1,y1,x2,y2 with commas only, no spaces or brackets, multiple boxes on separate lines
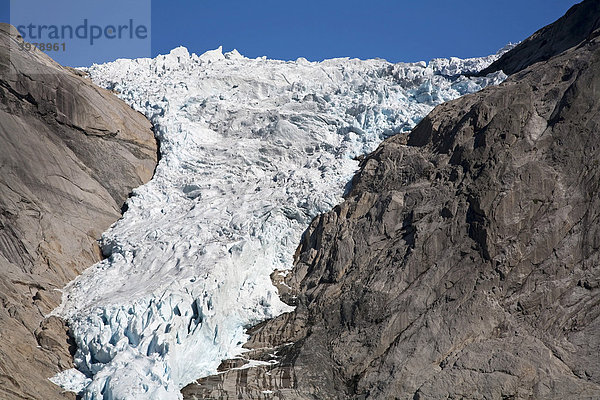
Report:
51,46,509,399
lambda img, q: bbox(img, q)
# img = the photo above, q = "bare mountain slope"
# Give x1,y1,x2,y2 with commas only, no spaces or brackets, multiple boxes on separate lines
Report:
0,24,157,400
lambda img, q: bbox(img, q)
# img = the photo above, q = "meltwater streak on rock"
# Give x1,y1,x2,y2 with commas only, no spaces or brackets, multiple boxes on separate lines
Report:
0,24,157,400
53,46,506,399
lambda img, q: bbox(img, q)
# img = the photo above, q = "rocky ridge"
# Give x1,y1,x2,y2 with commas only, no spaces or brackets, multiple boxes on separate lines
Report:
183,4,600,399
481,0,600,75
0,24,157,400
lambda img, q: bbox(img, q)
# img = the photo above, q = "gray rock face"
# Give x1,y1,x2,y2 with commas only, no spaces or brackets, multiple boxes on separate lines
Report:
0,24,157,399
480,0,600,75
183,13,600,400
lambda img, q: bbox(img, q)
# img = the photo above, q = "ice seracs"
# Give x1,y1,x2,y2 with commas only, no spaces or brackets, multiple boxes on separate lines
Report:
52,46,508,399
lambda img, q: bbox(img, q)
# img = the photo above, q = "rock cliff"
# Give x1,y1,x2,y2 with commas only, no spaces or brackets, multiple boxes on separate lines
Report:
0,24,157,399
183,4,600,399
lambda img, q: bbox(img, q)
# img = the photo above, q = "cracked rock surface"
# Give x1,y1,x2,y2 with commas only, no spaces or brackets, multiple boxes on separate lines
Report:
0,24,157,400
183,6,600,400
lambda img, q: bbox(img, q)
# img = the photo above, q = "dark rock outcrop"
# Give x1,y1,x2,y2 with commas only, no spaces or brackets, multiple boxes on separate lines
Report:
0,24,157,399
183,9,600,400
481,0,600,75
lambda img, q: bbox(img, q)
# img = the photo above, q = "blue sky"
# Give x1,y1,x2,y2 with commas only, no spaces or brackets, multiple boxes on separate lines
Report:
1,0,580,66
151,0,579,62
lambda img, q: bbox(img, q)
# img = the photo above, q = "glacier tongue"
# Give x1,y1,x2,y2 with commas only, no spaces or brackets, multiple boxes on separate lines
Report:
52,46,508,399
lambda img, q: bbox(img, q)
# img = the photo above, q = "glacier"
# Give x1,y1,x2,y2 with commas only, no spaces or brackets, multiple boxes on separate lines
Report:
51,46,509,399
